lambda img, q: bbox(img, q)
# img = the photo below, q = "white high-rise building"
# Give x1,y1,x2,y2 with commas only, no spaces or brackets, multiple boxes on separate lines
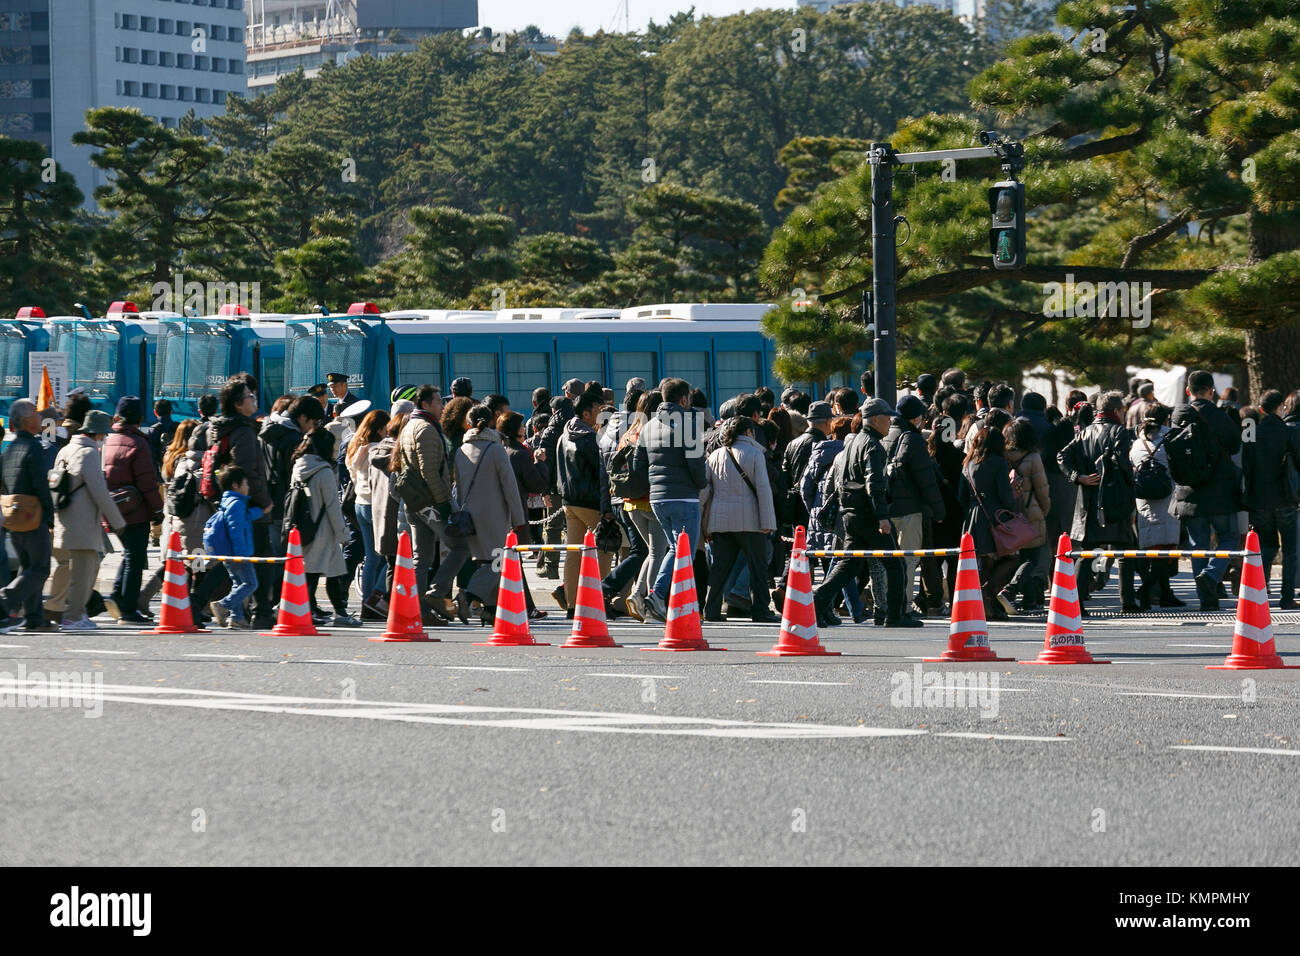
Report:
0,0,247,205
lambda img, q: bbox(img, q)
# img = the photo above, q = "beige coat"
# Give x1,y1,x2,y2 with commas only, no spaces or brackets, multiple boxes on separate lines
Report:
291,454,348,577
453,427,524,561
700,435,777,535
398,412,453,506
1005,447,1050,549
52,434,125,551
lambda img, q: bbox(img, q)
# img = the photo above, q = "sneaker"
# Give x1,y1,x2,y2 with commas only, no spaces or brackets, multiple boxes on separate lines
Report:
118,611,152,625
61,617,98,631
226,616,252,630
209,602,230,628
311,608,333,626
884,616,924,628
103,596,121,621
331,614,363,628
645,592,668,622
751,610,781,624
625,592,645,622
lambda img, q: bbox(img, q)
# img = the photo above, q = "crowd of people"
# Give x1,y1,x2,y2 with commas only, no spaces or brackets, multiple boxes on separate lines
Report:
0,363,1291,633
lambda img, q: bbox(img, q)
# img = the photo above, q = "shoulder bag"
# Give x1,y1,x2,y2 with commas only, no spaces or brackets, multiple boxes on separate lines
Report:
965,467,1035,557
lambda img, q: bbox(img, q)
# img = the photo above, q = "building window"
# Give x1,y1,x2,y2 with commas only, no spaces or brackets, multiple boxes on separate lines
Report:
159,20,173,35
140,16,155,32
160,51,174,66
212,57,224,72
0,113,34,133
177,53,191,68
161,85,174,100
124,80,139,96
31,12,49,31
141,49,156,65
122,48,138,64
210,24,223,41
176,21,190,36
0,13,31,31
33,79,48,98
34,112,49,132
212,88,226,104
178,86,192,101
0,79,32,98
195,88,210,103
142,83,157,98
122,14,137,30
228,59,242,75
195,55,208,70
32,44,48,64
0,47,30,65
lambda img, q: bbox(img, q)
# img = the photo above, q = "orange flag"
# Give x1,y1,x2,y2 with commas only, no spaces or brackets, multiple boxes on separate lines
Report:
36,364,54,413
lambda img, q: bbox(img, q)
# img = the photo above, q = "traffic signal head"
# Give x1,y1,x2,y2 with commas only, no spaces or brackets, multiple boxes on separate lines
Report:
988,180,1026,269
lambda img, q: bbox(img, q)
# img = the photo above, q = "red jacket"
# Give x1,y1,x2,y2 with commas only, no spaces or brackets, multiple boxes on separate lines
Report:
103,424,164,525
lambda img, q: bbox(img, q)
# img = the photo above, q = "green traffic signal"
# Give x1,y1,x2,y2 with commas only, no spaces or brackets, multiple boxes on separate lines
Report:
988,180,1026,269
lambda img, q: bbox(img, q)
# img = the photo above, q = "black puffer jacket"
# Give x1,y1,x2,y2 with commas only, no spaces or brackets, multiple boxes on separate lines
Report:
193,413,271,512
882,418,945,520
557,417,609,513
1169,398,1241,518
634,403,707,501
833,428,890,539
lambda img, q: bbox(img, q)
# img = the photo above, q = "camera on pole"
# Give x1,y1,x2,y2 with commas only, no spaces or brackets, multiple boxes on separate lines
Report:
988,180,1026,270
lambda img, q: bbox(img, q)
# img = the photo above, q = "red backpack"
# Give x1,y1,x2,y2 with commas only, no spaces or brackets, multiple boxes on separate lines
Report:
199,435,232,502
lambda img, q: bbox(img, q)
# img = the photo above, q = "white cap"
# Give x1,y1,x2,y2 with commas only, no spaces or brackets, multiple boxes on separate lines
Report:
340,399,372,420
390,399,415,418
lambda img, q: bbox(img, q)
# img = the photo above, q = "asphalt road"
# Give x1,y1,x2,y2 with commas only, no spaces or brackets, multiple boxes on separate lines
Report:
1,554,1298,866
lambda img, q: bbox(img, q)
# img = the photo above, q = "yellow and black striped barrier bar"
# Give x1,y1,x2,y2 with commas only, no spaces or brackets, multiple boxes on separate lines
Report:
1068,550,1248,559
806,548,963,558
171,554,290,563
513,544,594,552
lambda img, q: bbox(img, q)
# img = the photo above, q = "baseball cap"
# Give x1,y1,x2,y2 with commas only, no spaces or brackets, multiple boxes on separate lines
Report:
861,398,897,419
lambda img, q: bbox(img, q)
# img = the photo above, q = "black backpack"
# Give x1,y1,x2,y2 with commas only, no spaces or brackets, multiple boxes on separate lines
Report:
608,441,649,500
167,468,201,520
1163,409,1217,487
1133,433,1174,500
1097,430,1135,523
282,478,320,546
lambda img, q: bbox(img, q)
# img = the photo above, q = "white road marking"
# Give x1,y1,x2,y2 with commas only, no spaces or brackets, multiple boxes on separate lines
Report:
0,644,28,648
1119,691,1241,700
295,659,387,667
588,672,680,679
443,666,532,672
1166,644,1232,649
937,732,1072,742
1171,745,1300,757
0,677,923,740
185,653,258,660
747,679,853,686
63,649,136,655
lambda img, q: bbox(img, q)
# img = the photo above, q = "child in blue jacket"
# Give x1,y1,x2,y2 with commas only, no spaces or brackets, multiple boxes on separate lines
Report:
206,466,264,628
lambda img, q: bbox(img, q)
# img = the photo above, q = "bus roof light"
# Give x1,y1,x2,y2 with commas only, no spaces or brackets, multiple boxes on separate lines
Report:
15,306,46,319
107,300,139,317
347,302,381,315
218,304,250,317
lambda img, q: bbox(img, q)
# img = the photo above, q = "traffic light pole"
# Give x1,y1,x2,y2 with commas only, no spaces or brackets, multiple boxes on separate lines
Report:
865,139,1024,408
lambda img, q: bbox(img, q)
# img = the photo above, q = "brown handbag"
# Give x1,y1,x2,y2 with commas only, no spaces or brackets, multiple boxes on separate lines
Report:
965,469,1036,558
1,493,42,533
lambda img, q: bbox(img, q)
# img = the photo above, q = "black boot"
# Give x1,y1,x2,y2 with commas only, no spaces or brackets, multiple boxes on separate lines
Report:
1120,557,1143,613
1195,573,1220,612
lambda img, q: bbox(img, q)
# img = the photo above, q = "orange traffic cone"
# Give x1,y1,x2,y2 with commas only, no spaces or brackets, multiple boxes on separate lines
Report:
145,531,209,634
644,530,724,652
759,525,838,656
1209,530,1299,670
923,532,1012,662
260,527,328,636
371,531,435,643
1024,534,1108,665
562,530,620,648
476,531,549,647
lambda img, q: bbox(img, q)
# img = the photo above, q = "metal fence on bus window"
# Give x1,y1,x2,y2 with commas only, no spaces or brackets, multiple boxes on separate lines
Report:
285,319,365,394
153,320,232,400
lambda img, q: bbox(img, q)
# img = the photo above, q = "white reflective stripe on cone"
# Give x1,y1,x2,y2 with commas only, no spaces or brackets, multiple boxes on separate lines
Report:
1051,583,1076,602
786,587,813,606
1237,583,1267,605
496,606,527,627
396,554,412,571
782,619,817,638
160,592,190,610
1233,620,1272,643
281,599,309,619
1048,614,1082,632
667,600,697,621
953,588,982,604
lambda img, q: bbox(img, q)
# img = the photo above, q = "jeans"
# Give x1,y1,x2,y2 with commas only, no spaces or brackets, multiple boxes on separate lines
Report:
650,500,701,600
220,562,258,619
1253,505,1298,603
2,526,51,624
627,507,667,602
354,502,384,599
602,507,646,598
1183,512,1238,582
111,522,150,616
